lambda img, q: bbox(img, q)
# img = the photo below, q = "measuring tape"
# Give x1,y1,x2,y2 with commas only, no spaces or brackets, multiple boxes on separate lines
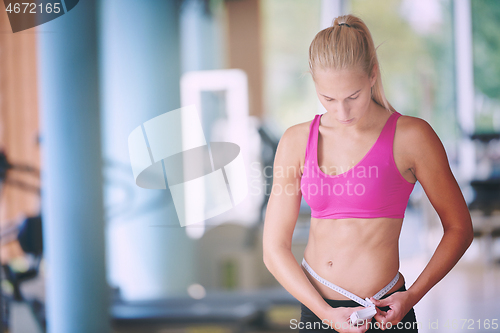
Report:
301,258,399,308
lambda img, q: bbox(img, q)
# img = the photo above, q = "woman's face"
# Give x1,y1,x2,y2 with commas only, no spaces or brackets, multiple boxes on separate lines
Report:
313,67,376,126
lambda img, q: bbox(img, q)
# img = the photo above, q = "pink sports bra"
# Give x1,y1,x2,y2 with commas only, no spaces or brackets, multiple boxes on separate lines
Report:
300,110,416,219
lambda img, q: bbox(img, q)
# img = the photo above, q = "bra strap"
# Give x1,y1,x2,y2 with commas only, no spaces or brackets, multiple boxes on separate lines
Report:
374,111,400,156
305,114,321,161
386,111,401,145
301,258,399,307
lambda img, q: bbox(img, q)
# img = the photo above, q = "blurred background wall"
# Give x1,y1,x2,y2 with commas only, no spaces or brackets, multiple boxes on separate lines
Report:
0,0,499,332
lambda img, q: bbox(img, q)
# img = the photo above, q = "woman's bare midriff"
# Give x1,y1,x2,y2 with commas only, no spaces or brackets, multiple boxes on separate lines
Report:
302,216,406,301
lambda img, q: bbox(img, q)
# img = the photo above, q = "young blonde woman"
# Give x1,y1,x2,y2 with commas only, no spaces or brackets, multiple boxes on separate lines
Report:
263,14,473,333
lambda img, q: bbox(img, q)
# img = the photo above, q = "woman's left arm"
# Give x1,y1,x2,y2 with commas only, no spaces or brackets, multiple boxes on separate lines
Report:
371,116,474,327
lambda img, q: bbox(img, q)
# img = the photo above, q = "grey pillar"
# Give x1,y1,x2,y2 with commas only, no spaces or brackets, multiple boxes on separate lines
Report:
37,0,110,332
99,0,197,300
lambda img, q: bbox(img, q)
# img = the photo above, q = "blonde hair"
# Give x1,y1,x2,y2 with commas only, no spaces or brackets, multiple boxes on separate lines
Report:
308,14,395,113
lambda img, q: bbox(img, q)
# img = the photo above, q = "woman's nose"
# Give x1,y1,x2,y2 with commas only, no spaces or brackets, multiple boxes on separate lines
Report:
336,102,350,120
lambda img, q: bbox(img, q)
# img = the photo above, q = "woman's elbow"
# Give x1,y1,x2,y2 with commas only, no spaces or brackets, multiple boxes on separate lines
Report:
456,222,474,249
263,245,288,271
263,249,275,270
465,227,474,248
463,217,474,248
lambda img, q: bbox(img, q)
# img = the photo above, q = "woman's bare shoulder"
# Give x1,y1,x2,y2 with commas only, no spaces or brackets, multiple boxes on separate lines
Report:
282,118,313,141
395,113,445,163
276,118,315,166
396,113,438,142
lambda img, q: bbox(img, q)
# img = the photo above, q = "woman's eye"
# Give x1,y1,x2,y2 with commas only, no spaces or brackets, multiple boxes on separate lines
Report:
324,96,357,101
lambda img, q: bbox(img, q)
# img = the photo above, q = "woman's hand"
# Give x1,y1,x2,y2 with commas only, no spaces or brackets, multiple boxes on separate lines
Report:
369,291,414,329
320,306,370,333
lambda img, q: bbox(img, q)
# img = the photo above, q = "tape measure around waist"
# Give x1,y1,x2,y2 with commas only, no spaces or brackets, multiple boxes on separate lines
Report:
301,258,400,308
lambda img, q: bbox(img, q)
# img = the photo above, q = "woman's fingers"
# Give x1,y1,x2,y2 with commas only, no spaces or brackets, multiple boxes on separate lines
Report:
370,297,390,307
373,308,387,321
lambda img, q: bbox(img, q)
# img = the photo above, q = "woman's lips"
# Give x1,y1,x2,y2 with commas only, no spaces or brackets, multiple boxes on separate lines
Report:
338,118,353,124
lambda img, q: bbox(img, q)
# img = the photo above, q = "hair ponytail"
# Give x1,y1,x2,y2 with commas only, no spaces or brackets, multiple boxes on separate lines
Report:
308,14,395,113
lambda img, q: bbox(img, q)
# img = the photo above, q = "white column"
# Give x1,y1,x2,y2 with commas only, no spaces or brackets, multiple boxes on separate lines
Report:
99,0,197,300
318,0,345,115
454,0,476,182
320,0,345,29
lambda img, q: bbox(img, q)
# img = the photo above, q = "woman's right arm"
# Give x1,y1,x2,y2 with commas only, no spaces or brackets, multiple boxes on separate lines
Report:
263,126,368,333
262,125,333,319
